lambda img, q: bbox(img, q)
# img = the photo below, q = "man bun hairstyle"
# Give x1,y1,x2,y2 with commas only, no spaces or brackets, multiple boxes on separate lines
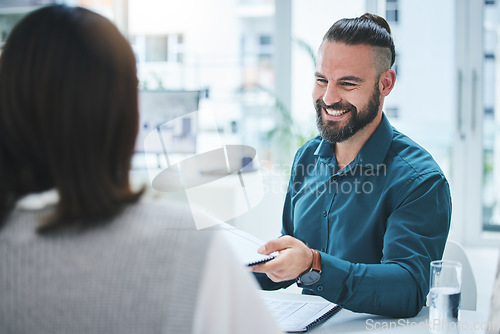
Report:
323,13,395,72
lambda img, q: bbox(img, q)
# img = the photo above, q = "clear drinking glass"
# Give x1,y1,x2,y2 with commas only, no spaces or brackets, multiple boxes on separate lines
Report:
428,260,462,333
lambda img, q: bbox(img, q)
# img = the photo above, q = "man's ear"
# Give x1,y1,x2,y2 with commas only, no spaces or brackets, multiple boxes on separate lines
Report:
379,69,396,97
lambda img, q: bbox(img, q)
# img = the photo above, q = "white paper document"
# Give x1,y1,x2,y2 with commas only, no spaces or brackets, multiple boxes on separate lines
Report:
260,291,341,333
218,223,276,266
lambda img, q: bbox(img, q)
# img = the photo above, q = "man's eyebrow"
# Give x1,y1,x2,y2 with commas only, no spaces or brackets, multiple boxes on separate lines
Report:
314,72,326,78
337,76,364,83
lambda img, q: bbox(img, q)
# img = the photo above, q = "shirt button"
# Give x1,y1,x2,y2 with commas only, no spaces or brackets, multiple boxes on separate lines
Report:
322,210,327,217
317,286,324,291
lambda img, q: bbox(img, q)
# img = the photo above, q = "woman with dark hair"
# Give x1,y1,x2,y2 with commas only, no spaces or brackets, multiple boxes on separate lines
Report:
0,4,141,231
0,5,281,334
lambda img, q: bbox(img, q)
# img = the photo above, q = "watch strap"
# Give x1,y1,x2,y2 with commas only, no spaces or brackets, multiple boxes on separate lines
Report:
311,249,321,272
298,249,321,278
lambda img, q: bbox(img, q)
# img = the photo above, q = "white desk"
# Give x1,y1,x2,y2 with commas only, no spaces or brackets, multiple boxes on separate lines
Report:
315,307,488,333
225,224,492,333
265,292,489,333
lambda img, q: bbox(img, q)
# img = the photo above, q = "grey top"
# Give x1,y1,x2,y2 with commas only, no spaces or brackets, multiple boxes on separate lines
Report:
0,199,210,334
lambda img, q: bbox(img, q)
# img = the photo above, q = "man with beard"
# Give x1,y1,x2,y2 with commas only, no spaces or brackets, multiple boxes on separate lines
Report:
252,13,452,318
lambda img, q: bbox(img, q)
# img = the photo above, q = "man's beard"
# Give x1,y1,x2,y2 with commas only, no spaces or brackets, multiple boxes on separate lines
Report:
315,85,381,143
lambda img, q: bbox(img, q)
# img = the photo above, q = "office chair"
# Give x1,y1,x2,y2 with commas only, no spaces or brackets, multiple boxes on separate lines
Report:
442,239,478,311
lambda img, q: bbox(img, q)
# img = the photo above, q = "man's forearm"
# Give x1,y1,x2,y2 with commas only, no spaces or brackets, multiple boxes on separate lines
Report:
301,255,425,318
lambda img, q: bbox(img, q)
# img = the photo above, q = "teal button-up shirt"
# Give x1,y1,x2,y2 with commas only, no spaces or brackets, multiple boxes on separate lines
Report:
257,114,451,318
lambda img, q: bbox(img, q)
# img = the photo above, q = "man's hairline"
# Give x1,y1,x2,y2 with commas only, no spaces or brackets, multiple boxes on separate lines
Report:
318,40,392,79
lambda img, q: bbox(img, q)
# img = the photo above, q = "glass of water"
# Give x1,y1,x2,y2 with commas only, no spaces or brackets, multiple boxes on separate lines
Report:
428,260,462,333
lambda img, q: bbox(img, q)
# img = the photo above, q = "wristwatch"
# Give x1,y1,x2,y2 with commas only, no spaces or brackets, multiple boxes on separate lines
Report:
297,249,321,286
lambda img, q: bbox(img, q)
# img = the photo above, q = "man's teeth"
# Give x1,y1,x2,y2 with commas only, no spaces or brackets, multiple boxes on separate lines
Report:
325,109,347,116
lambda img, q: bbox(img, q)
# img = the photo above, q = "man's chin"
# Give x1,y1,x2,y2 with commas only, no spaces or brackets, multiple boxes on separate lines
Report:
321,117,350,133
317,125,353,143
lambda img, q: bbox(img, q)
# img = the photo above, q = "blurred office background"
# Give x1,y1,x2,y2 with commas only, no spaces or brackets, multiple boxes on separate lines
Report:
1,0,499,313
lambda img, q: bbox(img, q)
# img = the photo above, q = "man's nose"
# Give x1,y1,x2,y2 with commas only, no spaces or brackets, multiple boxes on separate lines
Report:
322,85,341,106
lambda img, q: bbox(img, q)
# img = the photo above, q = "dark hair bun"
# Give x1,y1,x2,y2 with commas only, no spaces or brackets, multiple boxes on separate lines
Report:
360,13,392,35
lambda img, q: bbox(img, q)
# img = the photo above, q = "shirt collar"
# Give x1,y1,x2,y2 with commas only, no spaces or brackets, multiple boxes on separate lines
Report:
355,113,393,169
314,113,393,170
313,138,333,158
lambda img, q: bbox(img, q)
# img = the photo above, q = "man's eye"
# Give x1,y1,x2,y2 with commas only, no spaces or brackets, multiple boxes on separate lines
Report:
340,82,356,87
316,78,328,84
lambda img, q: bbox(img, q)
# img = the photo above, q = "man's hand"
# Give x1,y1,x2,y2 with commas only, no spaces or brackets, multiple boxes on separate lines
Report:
250,235,313,282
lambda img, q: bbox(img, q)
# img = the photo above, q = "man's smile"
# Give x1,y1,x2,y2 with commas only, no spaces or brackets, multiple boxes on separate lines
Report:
324,108,349,117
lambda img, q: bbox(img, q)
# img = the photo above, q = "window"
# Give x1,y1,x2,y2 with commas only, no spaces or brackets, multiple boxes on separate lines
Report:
145,35,169,62
386,0,399,23
258,34,272,59
385,107,399,119
135,34,184,63
482,0,500,232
